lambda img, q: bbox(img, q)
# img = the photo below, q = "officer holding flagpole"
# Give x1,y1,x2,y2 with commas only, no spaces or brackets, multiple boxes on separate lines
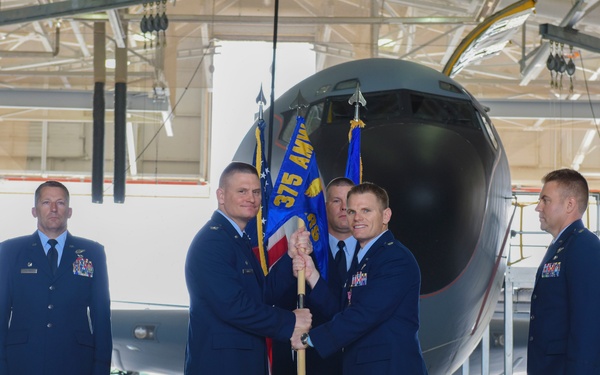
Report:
184,161,312,375
290,182,428,375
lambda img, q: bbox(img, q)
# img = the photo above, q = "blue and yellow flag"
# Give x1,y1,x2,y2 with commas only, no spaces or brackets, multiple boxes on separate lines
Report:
266,116,329,278
345,118,365,184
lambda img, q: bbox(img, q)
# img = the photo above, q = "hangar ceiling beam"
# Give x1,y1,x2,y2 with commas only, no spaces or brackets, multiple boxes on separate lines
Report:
481,99,600,120
0,89,596,121
84,14,478,26
539,23,600,54
0,0,146,27
0,89,167,112
519,0,599,85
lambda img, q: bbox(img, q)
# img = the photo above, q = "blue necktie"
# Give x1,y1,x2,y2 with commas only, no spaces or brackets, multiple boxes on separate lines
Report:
47,239,58,275
335,241,347,281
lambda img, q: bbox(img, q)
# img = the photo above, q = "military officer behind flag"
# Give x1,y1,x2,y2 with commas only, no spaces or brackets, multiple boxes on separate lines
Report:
527,169,600,374
269,177,356,374
0,180,112,375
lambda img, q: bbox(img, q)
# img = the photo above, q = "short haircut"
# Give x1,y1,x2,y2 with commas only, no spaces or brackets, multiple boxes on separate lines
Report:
34,180,70,205
325,177,355,200
219,161,259,188
542,168,589,214
347,182,389,210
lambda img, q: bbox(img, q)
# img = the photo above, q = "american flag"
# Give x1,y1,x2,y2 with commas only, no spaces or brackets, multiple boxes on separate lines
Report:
247,118,288,274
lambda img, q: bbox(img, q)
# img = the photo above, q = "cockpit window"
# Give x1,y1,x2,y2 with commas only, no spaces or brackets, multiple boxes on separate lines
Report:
325,92,403,124
305,102,324,134
410,92,479,129
477,111,499,150
279,101,325,143
278,89,480,144
334,79,360,91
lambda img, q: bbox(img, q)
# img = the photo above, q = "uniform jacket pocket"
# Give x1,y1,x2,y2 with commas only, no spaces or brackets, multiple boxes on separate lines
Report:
75,330,95,348
6,330,28,345
546,339,567,355
355,344,391,364
212,333,253,350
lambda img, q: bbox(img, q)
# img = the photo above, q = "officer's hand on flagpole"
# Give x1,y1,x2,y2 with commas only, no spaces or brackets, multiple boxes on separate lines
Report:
293,252,320,288
288,227,313,260
292,308,312,339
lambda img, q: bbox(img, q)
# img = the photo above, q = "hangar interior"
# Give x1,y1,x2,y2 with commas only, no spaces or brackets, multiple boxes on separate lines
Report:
0,2,599,375
0,0,598,190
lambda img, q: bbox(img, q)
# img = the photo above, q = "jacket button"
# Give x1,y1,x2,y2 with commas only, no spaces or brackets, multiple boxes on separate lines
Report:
49,285,55,291
48,304,54,309
530,315,535,320
47,323,53,328
529,336,533,342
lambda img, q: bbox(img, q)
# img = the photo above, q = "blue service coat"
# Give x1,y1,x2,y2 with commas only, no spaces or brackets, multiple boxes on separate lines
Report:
266,248,343,375
184,211,296,375
0,232,112,375
527,219,600,374
307,230,428,375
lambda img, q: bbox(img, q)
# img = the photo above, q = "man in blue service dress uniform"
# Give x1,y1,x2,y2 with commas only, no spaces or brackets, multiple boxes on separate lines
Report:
291,182,428,375
0,180,112,375
527,169,600,374
184,162,312,375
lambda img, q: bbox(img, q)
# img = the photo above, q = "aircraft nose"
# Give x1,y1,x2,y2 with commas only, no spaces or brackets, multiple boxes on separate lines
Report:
313,120,490,295
363,123,488,294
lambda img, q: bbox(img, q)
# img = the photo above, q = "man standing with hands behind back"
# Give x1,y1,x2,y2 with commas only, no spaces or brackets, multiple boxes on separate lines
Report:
527,169,600,374
0,180,112,375
184,161,312,375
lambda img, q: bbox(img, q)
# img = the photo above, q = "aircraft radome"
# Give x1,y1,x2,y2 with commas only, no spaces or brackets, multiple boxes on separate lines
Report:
111,58,513,375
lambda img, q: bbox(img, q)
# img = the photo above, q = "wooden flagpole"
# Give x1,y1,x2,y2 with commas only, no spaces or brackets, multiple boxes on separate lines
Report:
296,217,306,375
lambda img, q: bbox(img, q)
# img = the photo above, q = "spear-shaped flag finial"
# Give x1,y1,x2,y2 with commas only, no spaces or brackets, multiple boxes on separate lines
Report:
345,83,366,184
348,83,367,121
290,90,309,117
256,85,267,121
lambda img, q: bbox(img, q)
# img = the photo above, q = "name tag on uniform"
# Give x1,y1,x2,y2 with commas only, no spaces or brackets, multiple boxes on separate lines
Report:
242,268,254,274
20,268,38,274
542,262,561,278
